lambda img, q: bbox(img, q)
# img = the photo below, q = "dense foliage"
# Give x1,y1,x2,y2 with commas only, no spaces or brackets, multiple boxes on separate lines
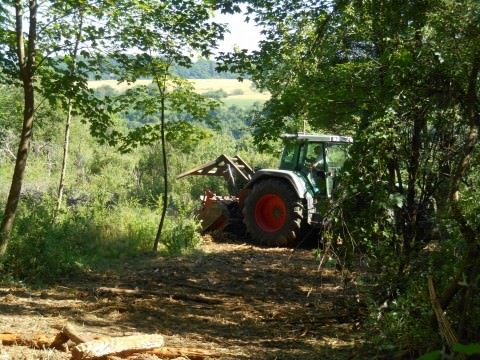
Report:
218,0,480,355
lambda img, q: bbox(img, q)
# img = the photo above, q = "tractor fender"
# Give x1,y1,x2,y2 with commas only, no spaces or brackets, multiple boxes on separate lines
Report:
245,170,315,222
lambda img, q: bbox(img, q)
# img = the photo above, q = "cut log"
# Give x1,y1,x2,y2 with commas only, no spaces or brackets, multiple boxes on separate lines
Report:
50,323,106,349
71,334,164,360
62,323,104,344
0,333,53,349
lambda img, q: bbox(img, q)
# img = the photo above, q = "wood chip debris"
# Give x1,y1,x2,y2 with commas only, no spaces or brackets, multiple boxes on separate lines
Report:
0,323,218,359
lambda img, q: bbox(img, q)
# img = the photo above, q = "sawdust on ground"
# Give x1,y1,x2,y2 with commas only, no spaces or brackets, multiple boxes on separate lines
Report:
0,235,368,359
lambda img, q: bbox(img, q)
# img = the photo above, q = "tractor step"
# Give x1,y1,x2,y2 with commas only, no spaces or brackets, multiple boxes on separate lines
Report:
309,211,325,227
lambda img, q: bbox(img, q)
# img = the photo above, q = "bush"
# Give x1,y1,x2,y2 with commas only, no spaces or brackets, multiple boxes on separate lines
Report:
366,277,439,356
0,191,206,283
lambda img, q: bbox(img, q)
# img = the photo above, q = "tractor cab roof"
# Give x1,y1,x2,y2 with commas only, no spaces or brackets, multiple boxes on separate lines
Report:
281,133,353,143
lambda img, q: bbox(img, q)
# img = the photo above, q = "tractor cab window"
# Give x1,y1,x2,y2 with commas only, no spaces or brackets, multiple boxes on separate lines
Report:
301,142,349,198
297,142,325,173
279,142,297,170
325,143,349,172
305,143,326,171
298,142,327,195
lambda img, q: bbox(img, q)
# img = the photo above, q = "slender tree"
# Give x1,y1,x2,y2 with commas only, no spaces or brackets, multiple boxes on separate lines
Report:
151,64,169,252
0,0,38,256
56,12,84,214
106,0,225,251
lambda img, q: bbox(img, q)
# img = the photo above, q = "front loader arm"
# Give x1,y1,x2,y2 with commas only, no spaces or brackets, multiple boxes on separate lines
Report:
176,154,254,196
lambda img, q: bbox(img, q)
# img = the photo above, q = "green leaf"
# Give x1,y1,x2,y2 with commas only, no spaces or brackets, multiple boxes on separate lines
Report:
389,193,404,208
417,350,442,360
452,343,480,355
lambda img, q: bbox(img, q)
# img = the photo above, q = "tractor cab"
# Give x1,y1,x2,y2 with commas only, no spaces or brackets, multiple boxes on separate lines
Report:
279,134,352,198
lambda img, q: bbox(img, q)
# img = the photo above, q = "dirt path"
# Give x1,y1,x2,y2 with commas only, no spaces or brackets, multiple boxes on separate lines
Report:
0,237,366,359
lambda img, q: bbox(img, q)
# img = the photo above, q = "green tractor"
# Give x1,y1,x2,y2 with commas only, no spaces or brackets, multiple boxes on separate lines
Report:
177,133,352,246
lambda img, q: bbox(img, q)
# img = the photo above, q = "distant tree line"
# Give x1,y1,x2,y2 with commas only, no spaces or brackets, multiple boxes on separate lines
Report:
90,57,238,80
172,58,238,79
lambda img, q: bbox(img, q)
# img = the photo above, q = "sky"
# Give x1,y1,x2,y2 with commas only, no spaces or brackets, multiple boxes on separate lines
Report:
214,11,263,53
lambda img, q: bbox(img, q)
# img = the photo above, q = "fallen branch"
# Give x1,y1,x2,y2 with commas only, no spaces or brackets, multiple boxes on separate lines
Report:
50,323,106,349
0,333,53,349
94,287,140,296
63,324,99,344
428,276,464,360
94,286,223,305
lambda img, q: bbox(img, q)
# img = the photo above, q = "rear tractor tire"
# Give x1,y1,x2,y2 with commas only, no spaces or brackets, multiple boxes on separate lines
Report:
243,179,304,246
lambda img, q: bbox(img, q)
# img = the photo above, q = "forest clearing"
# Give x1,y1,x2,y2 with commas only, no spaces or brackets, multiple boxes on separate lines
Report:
1,0,479,359
0,237,366,360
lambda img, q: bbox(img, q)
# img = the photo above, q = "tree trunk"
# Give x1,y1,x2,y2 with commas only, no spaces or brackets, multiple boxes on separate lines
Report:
56,99,73,213
55,13,83,214
0,0,37,257
153,72,168,252
395,111,426,284
403,112,426,256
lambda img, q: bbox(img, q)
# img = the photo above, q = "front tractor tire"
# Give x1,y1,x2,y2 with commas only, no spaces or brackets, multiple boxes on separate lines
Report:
243,179,304,247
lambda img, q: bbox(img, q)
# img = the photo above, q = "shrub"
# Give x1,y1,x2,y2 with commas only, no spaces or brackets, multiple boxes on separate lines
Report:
161,217,202,256
0,190,206,283
1,197,158,283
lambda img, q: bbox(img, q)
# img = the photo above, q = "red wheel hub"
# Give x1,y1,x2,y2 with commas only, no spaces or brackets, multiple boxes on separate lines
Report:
254,194,287,232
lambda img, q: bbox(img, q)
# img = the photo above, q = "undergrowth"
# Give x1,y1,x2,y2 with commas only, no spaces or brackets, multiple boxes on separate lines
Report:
0,195,202,284
356,232,474,358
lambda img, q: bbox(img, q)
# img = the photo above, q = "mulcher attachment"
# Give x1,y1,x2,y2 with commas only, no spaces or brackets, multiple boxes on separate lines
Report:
176,155,254,232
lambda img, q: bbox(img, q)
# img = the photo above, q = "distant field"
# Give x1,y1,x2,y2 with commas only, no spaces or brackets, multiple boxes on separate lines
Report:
88,79,269,107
